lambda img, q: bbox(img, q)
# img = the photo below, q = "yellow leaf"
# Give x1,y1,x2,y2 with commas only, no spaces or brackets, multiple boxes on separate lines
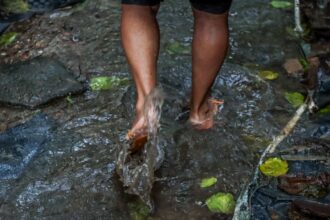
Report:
200,177,217,188
259,157,288,177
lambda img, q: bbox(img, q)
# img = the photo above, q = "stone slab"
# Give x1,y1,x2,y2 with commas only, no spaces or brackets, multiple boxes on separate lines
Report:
0,57,84,108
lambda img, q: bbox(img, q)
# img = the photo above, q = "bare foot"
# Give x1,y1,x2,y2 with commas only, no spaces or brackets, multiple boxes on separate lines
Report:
126,113,148,153
189,98,224,130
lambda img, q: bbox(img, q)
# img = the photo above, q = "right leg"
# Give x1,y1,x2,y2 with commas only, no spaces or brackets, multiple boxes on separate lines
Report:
121,2,160,133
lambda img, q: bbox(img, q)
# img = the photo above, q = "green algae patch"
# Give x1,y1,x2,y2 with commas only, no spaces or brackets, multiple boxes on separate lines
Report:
90,76,129,91
166,41,190,55
259,157,288,177
284,92,305,108
66,95,74,104
270,1,293,9
200,177,217,188
128,201,150,220
258,70,279,80
0,32,18,48
1,0,29,13
206,192,236,214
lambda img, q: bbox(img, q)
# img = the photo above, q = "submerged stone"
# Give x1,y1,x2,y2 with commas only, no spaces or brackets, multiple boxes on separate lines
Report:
0,113,55,180
0,57,84,108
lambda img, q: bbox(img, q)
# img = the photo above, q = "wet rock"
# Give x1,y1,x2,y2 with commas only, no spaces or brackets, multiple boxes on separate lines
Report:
278,174,329,198
283,59,304,77
116,88,165,210
0,123,7,132
0,113,55,180
0,57,84,108
27,0,84,12
300,0,330,38
290,199,330,219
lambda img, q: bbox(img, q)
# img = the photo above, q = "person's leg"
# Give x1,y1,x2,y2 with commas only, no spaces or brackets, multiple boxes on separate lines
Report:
121,3,160,133
189,6,230,129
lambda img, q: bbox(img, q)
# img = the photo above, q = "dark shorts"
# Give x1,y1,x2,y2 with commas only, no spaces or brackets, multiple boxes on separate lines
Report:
121,0,232,14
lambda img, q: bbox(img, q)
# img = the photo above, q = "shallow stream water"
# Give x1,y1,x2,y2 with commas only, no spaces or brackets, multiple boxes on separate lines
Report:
0,0,311,219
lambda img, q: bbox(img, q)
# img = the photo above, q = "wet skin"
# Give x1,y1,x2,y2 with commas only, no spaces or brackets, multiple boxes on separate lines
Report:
120,4,229,132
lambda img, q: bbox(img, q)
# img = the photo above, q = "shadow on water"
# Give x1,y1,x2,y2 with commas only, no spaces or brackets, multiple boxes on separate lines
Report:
0,0,311,219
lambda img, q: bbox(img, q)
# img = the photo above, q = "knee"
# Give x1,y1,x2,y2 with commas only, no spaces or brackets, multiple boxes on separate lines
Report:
193,9,229,25
122,4,160,17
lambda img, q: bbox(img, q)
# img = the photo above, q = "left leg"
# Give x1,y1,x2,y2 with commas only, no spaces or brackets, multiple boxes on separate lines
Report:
189,0,231,129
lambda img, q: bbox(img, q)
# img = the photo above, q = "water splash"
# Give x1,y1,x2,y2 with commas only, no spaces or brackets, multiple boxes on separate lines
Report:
116,87,165,210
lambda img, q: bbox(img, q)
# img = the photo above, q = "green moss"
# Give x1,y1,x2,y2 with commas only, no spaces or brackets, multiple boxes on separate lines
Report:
1,0,29,13
299,58,310,71
128,201,150,220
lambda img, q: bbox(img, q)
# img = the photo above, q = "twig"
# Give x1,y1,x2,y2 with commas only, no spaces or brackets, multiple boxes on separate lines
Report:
294,0,304,33
233,103,307,220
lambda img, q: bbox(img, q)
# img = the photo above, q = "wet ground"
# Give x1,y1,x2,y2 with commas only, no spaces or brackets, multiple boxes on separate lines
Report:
0,0,327,219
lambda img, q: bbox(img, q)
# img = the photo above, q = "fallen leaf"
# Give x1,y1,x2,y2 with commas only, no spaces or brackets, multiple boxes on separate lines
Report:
206,192,236,214
318,105,330,115
0,32,18,48
90,76,129,91
259,157,288,177
259,70,279,80
284,92,305,108
128,201,150,220
200,177,217,188
166,41,190,55
270,1,293,9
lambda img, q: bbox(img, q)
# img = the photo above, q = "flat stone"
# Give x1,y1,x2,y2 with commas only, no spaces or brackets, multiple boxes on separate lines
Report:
0,57,84,108
0,113,54,180
283,58,304,77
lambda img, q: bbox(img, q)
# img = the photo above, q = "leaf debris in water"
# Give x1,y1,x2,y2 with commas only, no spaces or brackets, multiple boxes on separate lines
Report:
90,76,129,91
206,192,236,214
318,104,330,115
284,92,305,108
270,1,293,9
259,157,288,177
200,177,217,188
0,32,18,47
259,70,279,80
128,201,150,220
